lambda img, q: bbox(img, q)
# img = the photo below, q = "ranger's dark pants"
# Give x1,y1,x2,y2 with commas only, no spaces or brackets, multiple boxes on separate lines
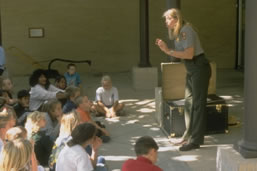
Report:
182,54,211,145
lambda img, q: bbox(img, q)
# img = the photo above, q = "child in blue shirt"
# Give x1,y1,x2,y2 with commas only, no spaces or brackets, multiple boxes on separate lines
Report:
64,63,81,88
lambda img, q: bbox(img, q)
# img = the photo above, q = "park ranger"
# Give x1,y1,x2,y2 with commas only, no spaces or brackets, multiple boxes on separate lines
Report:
156,8,211,151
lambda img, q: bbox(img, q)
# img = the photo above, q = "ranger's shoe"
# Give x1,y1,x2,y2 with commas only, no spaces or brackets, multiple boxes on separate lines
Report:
179,143,200,151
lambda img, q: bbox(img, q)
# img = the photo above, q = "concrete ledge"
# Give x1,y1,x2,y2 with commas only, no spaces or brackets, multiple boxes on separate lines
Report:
132,67,158,90
217,145,257,171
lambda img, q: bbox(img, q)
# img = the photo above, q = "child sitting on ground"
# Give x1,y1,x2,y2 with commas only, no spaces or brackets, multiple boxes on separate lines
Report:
0,138,33,171
95,75,124,118
64,63,82,88
25,111,54,167
122,136,163,171
55,75,67,90
56,123,107,171
0,104,16,150
5,126,44,171
13,89,31,125
41,99,63,141
49,111,81,171
0,76,17,105
5,126,27,141
55,75,67,106
75,95,110,143
62,86,81,114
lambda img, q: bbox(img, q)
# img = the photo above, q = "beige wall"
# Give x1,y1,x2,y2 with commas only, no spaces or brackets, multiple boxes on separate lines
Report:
1,0,143,76
181,0,237,68
1,0,236,76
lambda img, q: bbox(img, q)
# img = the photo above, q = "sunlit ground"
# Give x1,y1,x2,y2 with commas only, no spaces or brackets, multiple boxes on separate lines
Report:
104,156,136,161
172,155,199,162
100,90,243,170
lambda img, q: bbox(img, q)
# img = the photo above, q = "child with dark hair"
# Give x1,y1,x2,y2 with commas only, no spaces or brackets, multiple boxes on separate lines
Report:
64,63,81,88
56,123,107,171
13,89,31,125
29,69,67,111
55,75,67,90
122,136,163,171
55,75,67,106
62,86,81,114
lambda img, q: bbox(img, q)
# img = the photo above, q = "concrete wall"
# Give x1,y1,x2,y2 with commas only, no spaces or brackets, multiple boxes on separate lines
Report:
0,0,236,76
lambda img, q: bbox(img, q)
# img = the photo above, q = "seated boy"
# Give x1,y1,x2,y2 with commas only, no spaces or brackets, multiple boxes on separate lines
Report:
62,86,81,114
64,63,81,88
122,136,163,171
95,75,124,118
13,89,31,125
75,95,110,143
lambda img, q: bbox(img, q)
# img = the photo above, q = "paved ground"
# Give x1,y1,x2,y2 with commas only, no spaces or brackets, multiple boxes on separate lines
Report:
12,68,244,171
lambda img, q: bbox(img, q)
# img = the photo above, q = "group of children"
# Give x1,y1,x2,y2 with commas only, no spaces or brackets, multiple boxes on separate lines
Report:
0,63,163,171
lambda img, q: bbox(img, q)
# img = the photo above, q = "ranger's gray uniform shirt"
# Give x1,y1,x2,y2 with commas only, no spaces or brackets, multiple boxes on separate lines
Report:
174,24,204,56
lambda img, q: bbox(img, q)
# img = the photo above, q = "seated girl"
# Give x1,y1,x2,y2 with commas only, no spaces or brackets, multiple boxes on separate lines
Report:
5,126,44,171
56,123,107,171
25,111,54,167
55,75,67,90
41,99,63,141
55,75,67,106
0,138,32,171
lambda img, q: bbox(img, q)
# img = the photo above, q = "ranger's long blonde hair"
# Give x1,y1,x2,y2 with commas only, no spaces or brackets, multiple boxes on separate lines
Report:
163,8,185,40
0,138,32,171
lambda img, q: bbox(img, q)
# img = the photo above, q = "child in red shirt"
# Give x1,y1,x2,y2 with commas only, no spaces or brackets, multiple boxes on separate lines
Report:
122,136,163,171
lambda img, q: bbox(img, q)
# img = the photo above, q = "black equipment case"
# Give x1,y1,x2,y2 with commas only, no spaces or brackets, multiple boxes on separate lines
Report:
162,99,186,137
162,94,228,137
205,94,229,134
